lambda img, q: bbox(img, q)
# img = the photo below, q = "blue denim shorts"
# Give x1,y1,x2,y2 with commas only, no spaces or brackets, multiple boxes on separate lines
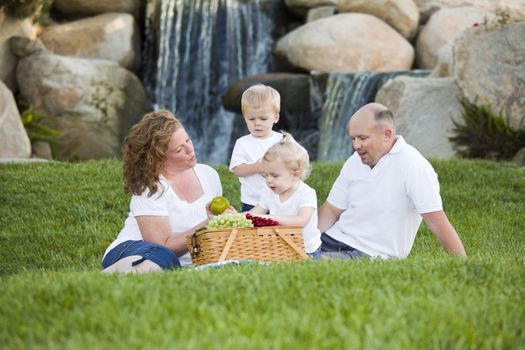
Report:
101,240,181,270
241,202,255,212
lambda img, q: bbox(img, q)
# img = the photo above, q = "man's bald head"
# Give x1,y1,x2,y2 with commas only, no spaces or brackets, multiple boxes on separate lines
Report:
348,103,396,167
349,103,394,130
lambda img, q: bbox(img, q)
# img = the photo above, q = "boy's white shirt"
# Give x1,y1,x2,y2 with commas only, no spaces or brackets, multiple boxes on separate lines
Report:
258,181,322,253
230,131,308,206
229,131,283,206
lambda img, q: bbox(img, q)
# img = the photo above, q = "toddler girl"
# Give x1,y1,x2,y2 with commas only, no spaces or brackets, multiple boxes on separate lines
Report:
248,133,322,259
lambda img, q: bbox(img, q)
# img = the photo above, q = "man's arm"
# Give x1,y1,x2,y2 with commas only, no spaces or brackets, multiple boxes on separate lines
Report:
421,211,466,257
318,202,344,233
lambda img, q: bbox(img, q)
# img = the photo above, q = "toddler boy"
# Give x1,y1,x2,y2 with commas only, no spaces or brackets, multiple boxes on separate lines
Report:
229,84,283,212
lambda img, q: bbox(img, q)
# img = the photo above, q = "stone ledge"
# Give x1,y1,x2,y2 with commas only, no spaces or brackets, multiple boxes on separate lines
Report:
0,157,51,164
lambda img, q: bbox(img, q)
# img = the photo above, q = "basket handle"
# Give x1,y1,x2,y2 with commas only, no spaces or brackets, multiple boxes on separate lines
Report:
219,228,238,262
190,231,201,257
274,227,308,259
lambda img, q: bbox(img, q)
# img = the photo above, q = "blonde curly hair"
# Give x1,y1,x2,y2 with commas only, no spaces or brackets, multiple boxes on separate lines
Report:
122,110,181,196
263,132,311,180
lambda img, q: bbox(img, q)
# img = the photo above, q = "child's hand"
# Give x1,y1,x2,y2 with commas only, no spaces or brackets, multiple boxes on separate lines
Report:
223,206,238,214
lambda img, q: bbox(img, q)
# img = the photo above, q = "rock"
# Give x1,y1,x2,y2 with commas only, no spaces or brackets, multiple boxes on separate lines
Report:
223,73,311,115
413,0,525,23
430,43,454,77
16,53,152,160
0,13,37,91
512,147,525,167
338,0,420,39
306,6,336,22
285,0,339,17
0,158,48,164
40,115,120,160
454,22,525,131
274,13,414,73
38,13,141,71
416,6,490,69
0,80,31,158
52,0,144,18
10,36,47,58
31,140,53,160
375,76,462,158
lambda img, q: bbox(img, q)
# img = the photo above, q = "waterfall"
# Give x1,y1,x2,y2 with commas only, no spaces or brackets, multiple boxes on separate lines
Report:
143,0,275,164
317,71,430,161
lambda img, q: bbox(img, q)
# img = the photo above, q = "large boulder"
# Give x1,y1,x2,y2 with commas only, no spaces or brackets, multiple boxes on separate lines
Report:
38,13,140,71
0,12,37,91
16,50,151,160
274,13,414,73
10,35,47,57
285,0,339,17
413,0,525,23
306,6,336,23
430,43,454,77
0,80,31,158
338,0,420,39
416,6,489,69
223,73,311,115
454,22,525,131
375,76,462,158
53,0,144,18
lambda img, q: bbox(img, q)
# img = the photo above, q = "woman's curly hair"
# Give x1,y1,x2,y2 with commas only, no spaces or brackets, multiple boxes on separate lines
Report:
122,110,181,196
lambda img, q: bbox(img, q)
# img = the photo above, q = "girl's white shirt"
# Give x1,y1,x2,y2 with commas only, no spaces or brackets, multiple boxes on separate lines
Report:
258,181,322,253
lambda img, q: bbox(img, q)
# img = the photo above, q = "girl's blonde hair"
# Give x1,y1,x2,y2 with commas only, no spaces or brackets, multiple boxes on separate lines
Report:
241,84,280,115
263,132,311,180
122,110,181,196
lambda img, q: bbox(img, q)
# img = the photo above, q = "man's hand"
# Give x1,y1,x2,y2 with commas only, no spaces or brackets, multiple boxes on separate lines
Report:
318,202,344,233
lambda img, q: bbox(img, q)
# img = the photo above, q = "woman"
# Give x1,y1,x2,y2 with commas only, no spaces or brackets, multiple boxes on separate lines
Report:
102,110,222,273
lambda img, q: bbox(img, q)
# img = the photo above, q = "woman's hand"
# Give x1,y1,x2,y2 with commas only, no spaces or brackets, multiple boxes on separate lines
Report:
206,200,238,216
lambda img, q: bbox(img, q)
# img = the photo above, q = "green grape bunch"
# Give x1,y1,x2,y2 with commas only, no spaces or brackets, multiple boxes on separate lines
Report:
207,213,254,229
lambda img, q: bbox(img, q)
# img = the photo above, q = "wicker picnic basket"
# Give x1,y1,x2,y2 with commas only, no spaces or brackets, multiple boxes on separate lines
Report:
187,226,308,265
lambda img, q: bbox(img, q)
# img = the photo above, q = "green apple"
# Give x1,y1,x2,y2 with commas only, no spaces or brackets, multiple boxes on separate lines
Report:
210,196,230,215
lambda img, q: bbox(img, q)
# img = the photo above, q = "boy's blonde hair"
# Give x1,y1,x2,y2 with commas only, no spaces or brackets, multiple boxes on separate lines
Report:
241,84,280,115
263,132,311,180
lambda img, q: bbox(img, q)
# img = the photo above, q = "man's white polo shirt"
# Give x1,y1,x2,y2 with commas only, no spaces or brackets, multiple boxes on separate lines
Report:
325,136,443,259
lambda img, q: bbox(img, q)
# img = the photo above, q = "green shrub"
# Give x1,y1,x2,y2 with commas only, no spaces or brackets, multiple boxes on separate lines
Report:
449,98,525,160
0,0,54,23
19,102,62,143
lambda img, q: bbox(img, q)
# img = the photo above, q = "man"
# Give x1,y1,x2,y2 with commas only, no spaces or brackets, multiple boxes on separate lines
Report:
318,103,466,259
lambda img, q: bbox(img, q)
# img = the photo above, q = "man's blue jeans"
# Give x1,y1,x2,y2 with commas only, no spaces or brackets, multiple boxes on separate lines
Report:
320,233,369,259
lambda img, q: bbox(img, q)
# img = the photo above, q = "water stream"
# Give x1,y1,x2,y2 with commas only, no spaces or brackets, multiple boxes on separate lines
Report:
143,0,275,164
316,71,430,161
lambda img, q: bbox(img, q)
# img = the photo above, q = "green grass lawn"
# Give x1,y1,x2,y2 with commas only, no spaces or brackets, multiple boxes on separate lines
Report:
1,158,524,349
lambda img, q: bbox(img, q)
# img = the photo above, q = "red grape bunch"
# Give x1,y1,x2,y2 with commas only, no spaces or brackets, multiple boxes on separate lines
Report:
245,213,279,227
